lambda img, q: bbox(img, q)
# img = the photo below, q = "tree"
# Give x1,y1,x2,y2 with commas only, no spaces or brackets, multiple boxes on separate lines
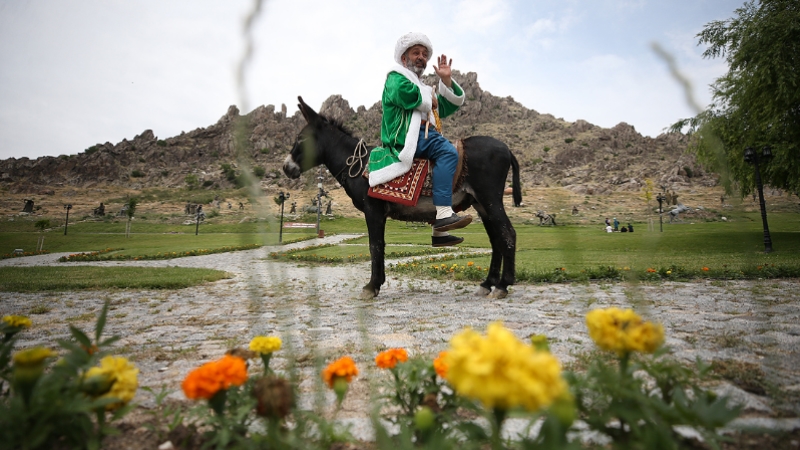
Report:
641,179,654,210
672,0,800,196
34,219,50,251
125,198,138,238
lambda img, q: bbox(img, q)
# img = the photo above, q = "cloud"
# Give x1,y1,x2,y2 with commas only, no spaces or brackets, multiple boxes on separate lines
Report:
527,18,557,36
454,0,510,32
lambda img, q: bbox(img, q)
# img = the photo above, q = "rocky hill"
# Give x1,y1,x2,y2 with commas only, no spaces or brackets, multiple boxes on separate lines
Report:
0,71,714,196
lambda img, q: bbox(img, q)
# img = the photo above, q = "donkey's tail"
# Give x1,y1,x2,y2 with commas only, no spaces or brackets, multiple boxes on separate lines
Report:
510,151,522,207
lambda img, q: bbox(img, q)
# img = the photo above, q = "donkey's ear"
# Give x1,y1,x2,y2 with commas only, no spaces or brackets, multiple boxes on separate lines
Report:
297,96,319,123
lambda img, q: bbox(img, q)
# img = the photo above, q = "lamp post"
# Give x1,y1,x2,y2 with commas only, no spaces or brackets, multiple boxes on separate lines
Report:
316,169,327,237
195,205,203,236
655,193,665,232
277,191,290,243
744,146,773,253
63,204,72,235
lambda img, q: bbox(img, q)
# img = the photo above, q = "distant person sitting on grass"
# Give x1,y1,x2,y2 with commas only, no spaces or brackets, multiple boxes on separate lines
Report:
605,225,613,233
627,223,634,232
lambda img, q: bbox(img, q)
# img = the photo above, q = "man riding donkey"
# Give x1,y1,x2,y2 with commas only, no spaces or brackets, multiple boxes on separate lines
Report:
368,32,471,247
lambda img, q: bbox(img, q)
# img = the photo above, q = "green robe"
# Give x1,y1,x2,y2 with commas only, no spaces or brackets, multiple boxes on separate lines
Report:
368,65,465,186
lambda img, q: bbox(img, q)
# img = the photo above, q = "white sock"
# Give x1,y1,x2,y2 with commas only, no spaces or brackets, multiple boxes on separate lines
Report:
432,228,449,237
435,206,455,220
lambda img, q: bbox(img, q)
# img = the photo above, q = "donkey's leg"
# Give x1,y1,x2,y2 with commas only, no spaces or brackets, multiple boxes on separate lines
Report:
472,204,504,296
362,208,387,298
473,203,516,299
493,213,517,298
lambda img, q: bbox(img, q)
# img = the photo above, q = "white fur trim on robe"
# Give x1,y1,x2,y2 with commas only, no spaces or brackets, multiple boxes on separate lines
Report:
368,64,433,187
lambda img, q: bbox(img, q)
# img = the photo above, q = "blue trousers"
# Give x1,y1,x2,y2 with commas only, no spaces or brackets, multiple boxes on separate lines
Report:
415,127,457,206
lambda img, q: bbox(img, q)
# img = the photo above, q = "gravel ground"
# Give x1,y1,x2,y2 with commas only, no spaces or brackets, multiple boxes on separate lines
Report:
2,234,799,440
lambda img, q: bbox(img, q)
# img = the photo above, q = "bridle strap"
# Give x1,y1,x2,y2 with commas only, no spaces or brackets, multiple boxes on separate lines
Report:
345,139,369,178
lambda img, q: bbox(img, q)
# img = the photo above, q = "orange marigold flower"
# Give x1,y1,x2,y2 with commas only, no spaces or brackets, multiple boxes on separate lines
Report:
375,348,408,369
182,355,248,400
702,267,710,271
433,351,448,379
321,356,358,388
646,268,656,273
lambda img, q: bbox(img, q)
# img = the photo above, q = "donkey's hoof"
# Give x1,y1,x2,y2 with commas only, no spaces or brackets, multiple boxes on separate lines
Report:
489,289,508,299
475,286,492,297
360,285,379,299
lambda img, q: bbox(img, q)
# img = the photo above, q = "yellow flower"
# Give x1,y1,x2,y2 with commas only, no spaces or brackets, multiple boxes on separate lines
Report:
3,315,32,329
585,307,664,356
249,336,282,354
13,347,55,367
85,356,139,410
444,322,567,412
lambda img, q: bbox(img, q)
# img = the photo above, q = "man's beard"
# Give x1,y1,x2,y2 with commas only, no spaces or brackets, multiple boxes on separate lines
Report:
404,58,426,77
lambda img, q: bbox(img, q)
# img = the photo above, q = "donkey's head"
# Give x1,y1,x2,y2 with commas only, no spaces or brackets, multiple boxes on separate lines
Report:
282,96,331,179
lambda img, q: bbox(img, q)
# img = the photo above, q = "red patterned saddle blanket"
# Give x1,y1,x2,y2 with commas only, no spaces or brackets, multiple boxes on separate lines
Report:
366,140,467,206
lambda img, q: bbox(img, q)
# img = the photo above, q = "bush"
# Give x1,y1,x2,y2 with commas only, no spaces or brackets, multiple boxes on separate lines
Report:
564,138,575,144
184,174,199,190
221,164,237,182
157,140,167,147
131,170,145,178
253,166,266,178
0,302,138,449
684,166,694,178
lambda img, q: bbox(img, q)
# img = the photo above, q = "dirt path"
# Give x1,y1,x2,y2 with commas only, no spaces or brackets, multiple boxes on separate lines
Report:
1,234,799,440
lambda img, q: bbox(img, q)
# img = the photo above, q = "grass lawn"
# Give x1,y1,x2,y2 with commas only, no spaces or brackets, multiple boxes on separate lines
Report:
0,266,229,292
0,212,798,291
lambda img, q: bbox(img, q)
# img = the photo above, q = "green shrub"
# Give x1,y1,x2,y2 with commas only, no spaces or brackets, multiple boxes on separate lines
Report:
684,166,694,178
0,302,138,449
185,174,199,190
157,140,167,147
253,166,266,178
131,170,145,178
564,138,575,144
221,164,237,183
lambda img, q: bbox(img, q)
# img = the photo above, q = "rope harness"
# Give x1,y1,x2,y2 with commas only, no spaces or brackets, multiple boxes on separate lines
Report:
345,139,369,178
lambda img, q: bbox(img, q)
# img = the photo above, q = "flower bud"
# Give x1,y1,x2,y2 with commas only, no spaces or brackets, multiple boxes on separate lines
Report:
12,347,54,405
530,335,550,352
81,373,115,397
549,392,576,427
253,376,295,420
414,406,436,431
333,377,349,405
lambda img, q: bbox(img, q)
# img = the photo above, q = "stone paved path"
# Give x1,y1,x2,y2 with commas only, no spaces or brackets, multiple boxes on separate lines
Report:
2,234,799,437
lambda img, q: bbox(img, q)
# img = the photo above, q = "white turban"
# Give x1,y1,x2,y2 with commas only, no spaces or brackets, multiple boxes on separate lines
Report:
394,32,433,66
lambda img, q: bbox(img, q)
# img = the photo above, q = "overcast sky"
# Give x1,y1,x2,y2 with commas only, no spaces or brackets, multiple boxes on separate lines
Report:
0,0,743,161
